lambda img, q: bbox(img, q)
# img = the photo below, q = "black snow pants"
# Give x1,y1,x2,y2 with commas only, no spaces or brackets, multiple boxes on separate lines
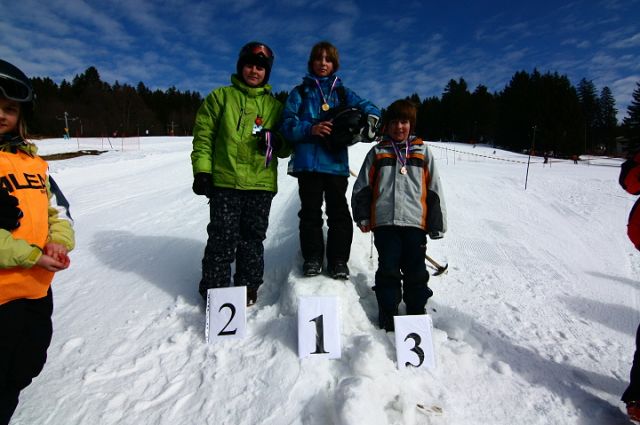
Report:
0,290,53,425
623,322,640,403
297,172,352,265
199,188,274,299
373,226,433,315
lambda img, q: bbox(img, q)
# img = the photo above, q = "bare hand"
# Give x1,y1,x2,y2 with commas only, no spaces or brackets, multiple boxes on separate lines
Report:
358,224,371,233
41,242,71,270
36,254,69,272
311,121,333,137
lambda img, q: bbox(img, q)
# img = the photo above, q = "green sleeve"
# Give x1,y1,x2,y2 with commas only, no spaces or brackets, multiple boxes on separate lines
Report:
0,230,42,269
191,90,224,175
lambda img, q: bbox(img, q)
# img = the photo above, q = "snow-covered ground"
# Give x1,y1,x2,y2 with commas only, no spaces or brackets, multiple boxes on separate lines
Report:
10,136,640,424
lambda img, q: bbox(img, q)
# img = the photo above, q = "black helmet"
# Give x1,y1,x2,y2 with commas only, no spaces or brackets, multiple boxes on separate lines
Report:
322,106,366,152
236,42,274,86
0,59,34,116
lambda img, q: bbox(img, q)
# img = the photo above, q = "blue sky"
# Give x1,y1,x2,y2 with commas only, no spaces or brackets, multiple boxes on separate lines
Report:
1,0,639,122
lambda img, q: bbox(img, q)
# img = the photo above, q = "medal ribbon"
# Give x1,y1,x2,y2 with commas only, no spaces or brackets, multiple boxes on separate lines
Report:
390,139,410,170
314,76,339,108
264,131,273,167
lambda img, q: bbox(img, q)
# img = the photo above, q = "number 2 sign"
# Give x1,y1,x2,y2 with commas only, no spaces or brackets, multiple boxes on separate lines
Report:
297,297,341,359
206,287,247,344
394,315,436,370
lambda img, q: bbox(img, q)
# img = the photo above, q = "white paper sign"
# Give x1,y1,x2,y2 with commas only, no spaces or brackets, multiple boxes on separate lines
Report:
394,315,436,370
206,287,247,343
298,296,341,359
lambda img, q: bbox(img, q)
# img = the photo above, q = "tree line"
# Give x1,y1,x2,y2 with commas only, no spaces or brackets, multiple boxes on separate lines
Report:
27,66,640,156
29,66,202,138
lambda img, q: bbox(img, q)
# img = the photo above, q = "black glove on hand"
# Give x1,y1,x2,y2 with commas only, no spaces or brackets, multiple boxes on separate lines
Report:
0,188,23,231
192,173,212,197
256,130,282,155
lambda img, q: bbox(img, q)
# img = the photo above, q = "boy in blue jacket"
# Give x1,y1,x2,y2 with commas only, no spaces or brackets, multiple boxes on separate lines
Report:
280,41,380,280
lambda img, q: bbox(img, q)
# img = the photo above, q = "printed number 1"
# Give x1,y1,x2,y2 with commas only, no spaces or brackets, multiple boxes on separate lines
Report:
310,315,329,354
404,333,425,367
218,303,237,336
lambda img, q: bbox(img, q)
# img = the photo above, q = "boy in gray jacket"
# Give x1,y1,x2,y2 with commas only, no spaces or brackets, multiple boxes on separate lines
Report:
351,99,447,332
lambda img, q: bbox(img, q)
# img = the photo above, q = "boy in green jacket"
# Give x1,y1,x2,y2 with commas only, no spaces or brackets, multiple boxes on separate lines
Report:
191,41,289,306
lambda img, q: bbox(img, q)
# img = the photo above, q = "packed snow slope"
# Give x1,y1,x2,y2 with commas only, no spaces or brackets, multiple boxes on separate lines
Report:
10,137,640,425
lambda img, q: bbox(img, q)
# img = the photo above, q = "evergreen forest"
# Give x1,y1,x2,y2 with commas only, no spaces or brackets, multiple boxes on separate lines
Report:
27,66,640,157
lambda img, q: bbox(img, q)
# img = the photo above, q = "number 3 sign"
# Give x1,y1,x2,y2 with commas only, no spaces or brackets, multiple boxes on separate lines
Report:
297,296,341,359
394,315,436,370
205,287,247,344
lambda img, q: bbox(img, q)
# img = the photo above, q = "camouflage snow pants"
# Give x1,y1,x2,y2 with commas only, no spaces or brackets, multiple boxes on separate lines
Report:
198,188,274,300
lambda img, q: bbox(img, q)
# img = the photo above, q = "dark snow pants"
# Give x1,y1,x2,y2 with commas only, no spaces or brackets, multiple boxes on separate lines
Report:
297,173,352,265
0,290,53,425
199,188,274,300
373,226,432,315
623,322,640,403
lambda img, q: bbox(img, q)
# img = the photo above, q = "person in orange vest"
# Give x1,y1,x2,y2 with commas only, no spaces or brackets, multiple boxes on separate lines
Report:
0,59,75,425
619,150,640,422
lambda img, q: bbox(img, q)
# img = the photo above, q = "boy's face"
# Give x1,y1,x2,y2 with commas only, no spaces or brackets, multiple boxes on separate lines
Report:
311,50,334,77
387,119,411,142
0,97,20,135
241,64,266,87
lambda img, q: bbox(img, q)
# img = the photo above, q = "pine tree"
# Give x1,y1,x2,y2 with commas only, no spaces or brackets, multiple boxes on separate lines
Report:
577,78,599,153
623,81,640,152
596,86,618,154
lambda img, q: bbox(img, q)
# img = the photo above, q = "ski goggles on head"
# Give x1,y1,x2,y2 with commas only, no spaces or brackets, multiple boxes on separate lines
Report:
249,44,273,59
0,74,33,103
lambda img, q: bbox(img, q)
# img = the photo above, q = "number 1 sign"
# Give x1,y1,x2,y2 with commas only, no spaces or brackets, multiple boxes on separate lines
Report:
297,296,341,359
206,287,247,343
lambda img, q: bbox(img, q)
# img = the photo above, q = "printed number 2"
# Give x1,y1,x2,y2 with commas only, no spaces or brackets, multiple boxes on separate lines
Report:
218,303,237,336
404,333,425,367
310,315,329,354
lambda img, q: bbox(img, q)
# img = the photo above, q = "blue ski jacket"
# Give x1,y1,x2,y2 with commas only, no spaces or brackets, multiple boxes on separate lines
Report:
280,74,380,177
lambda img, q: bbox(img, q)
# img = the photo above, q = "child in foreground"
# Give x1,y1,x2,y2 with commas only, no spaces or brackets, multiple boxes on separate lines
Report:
0,59,75,424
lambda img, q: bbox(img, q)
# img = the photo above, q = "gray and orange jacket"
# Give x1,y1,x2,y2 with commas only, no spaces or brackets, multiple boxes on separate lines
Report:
351,136,447,237
0,139,75,305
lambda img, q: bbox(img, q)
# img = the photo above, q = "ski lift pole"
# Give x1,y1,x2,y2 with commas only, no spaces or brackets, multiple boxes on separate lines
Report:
524,125,537,190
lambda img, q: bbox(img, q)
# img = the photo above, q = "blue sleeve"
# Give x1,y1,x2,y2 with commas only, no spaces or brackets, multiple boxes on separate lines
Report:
344,87,381,117
279,87,312,143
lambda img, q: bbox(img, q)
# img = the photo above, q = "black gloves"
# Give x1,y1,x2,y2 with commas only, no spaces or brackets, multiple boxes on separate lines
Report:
360,114,380,142
256,130,283,155
192,173,212,197
0,188,23,231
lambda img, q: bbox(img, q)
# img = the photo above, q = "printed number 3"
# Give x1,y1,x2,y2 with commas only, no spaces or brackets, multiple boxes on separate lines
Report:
404,333,425,367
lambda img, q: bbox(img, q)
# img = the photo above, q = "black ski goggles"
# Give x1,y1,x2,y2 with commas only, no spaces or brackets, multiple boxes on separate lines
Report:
0,74,33,103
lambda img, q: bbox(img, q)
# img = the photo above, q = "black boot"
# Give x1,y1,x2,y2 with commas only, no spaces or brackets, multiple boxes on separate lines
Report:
378,307,398,332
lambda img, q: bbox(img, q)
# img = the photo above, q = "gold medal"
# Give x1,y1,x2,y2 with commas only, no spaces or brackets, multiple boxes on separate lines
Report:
321,103,330,111
400,166,408,175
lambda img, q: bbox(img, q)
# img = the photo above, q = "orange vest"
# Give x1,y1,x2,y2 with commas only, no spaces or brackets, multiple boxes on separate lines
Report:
0,150,54,304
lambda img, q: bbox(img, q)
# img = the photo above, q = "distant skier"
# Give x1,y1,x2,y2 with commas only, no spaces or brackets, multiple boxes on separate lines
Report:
190,42,290,306
0,59,75,425
351,99,447,332
619,150,640,422
280,41,381,280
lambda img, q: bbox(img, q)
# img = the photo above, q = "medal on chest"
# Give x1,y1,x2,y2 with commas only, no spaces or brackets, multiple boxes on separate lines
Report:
252,115,263,135
315,77,338,114
391,140,410,175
